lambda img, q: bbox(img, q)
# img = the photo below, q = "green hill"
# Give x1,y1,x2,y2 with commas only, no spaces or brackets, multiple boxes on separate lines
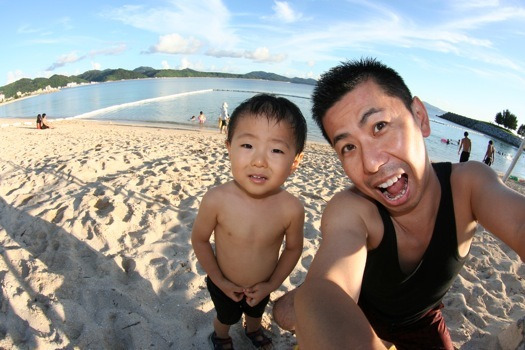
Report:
0,67,316,100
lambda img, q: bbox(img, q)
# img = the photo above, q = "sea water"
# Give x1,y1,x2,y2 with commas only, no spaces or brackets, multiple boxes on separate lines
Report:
1,77,523,179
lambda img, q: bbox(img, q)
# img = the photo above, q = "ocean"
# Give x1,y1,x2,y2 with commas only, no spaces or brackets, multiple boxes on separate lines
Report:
1,77,524,179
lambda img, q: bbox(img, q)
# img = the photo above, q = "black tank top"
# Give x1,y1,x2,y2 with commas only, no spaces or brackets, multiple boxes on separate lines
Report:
358,162,468,328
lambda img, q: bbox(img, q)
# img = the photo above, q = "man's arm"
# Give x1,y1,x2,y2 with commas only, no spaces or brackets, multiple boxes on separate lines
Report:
294,191,386,349
245,199,305,306
461,162,525,260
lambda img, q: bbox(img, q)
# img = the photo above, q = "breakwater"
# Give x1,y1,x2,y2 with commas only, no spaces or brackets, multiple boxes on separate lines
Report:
438,112,523,148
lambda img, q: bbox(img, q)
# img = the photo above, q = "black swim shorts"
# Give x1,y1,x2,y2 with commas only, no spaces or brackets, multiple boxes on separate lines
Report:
206,276,270,325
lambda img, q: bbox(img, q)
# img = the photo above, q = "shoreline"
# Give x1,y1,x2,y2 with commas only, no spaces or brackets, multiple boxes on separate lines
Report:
1,119,524,349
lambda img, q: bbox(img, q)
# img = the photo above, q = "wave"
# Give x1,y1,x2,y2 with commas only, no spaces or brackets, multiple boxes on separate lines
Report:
68,89,213,120
213,88,311,100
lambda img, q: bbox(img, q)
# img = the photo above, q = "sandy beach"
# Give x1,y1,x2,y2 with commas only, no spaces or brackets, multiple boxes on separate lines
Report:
1,119,524,349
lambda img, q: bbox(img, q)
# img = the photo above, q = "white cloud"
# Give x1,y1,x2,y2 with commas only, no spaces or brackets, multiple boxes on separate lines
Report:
91,62,102,70
47,52,84,71
206,47,286,63
7,70,25,84
206,49,244,58
106,0,238,49
178,57,204,71
272,1,302,23
161,60,170,69
147,34,201,54
89,44,127,57
246,47,286,63
451,0,500,9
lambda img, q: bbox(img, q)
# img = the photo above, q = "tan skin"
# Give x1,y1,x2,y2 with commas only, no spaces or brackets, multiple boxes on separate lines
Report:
191,115,304,347
458,134,471,154
289,80,525,349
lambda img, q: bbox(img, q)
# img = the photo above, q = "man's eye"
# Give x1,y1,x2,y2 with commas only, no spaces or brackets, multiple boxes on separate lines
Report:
272,149,284,154
341,144,355,154
241,144,252,149
374,122,387,133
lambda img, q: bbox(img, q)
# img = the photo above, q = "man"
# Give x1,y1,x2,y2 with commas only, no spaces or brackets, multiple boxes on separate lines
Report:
483,140,495,166
272,58,525,349
458,131,471,162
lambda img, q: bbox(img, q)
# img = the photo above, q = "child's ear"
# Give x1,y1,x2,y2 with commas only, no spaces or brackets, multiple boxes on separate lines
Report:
290,152,304,173
225,140,231,155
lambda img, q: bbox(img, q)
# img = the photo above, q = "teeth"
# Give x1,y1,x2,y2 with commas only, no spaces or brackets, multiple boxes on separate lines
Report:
378,174,402,189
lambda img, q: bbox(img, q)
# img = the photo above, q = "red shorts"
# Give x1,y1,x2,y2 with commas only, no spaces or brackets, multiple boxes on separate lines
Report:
365,303,454,350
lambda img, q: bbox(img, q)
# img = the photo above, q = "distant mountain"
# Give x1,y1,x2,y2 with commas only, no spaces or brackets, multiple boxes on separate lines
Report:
0,67,316,99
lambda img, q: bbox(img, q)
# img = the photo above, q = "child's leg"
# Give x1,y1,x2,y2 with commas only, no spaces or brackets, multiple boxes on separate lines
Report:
213,317,231,339
244,315,262,333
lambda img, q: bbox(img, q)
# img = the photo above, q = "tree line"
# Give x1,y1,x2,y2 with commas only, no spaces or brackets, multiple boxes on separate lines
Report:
495,109,524,136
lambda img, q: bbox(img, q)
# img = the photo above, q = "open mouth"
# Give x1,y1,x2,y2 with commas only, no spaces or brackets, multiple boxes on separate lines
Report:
249,174,268,183
377,173,408,201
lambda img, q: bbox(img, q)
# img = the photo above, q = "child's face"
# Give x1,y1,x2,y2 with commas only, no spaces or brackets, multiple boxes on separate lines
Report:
226,115,302,198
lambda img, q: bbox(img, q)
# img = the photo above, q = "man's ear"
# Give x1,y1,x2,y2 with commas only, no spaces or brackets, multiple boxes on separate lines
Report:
290,152,304,173
411,96,430,137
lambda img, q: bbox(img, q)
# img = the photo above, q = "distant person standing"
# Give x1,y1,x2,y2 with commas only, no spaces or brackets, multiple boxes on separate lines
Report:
483,140,495,166
218,102,229,134
36,114,42,129
198,111,206,124
458,131,471,162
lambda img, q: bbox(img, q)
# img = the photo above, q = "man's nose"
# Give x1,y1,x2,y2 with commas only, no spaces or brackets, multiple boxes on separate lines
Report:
361,144,387,174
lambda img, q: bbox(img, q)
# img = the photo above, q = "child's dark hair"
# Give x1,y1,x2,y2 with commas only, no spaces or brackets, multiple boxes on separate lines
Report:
227,94,307,154
312,57,413,144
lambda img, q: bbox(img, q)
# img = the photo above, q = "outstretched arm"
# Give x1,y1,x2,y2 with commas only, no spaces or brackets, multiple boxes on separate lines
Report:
294,192,386,349
466,163,525,261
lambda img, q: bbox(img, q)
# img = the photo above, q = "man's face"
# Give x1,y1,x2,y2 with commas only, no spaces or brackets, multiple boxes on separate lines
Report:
323,79,431,213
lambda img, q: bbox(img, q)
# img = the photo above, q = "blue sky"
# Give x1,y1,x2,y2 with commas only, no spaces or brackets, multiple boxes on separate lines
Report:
1,0,524,127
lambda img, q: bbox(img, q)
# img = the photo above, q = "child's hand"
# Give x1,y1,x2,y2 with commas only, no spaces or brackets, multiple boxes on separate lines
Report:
244,282,272,306
219,279,245,302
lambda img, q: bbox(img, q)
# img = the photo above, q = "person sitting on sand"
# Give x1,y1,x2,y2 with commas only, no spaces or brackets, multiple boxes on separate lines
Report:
36,113,42,129
272,58,525,349
191,94,307,350
40,113,54,129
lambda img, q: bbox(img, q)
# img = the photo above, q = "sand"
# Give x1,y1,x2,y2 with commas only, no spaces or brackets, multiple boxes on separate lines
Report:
0,119,524,349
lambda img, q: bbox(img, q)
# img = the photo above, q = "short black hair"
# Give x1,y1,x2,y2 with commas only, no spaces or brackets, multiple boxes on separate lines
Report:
312,57,413,144
227,93,307,154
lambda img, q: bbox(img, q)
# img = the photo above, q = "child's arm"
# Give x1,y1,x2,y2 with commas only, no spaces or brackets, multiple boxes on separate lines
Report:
245,201,305,306
191,191,245,301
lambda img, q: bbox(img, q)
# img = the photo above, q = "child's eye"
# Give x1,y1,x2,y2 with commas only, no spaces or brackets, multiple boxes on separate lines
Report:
241,144,252,149
374,122,387,133
272,149,284,154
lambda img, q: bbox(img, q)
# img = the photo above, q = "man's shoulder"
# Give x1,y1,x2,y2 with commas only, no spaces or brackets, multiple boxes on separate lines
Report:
450,161,497,189
325,186,378,220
